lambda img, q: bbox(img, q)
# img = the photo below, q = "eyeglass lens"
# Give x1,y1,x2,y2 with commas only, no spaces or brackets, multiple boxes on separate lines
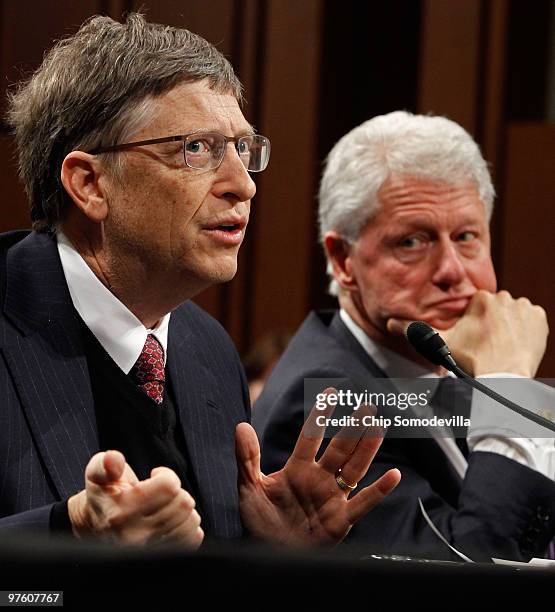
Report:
183,133,270,172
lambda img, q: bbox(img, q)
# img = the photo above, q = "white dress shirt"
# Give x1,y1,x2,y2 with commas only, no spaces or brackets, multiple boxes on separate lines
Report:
56,231,170,374
339,308,555,481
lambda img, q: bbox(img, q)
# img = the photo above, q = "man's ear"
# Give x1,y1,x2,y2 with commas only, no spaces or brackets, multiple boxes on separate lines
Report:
60,151,109,223
323,232,358,291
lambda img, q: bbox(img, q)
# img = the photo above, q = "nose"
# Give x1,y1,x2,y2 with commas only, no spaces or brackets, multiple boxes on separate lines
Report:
431,238,466,290
212,142,257,203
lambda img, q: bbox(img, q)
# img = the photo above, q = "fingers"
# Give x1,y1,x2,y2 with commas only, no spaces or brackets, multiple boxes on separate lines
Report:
130,467,183,516
162,522,204,550
448,289,548,376
79,451,204,548
67,489,89,537
103,469,203,546
146,489,204,549
150,466,181,485
335,423,386,488
86,450,126,486
346,468,401,524
318,404,377,475
148,489,197,531
235,422,262,485
289,388,336,462
154,502,204,549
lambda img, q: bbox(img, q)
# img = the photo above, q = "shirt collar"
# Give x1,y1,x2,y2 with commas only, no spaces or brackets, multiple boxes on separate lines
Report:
56,231,170,374
339,308,446,393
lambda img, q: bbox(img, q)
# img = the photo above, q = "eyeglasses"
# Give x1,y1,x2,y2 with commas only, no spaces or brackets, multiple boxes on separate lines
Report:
88,131,271,172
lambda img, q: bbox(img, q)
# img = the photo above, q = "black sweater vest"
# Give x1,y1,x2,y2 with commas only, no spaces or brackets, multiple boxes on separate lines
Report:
82,326,199,501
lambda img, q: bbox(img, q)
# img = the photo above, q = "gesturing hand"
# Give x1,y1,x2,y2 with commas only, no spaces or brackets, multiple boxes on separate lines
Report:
68,450,203,549
236,391,401,546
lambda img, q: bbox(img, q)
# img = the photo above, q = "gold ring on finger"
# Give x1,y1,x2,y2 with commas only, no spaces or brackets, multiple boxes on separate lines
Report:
336,473,358,492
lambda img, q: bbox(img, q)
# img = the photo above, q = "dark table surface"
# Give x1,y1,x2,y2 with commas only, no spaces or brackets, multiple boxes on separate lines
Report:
0,534,552,608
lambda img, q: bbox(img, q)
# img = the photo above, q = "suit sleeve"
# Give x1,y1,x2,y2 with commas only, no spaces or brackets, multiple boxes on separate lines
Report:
0,504,54,533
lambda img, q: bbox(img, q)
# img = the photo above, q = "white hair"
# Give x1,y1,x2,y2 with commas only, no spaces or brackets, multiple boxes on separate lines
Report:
318,111,495,295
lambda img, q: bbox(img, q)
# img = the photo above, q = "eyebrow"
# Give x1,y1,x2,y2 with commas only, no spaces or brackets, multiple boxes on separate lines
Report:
188,125,257,137
385,216,435,232
384,214,485,237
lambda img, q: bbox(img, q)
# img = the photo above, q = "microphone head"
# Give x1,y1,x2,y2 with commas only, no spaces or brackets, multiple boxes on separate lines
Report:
406,321,452,367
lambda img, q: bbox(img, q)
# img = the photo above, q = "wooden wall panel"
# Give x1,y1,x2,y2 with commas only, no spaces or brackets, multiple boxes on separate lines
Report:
128,0,236,56
0,134,28,231
481,0,509,175
0,0,101,232
480,0,509,274
500,123,555,377
418,0,483,134
218,0,263,351
0,0,100,120
248,0,323,345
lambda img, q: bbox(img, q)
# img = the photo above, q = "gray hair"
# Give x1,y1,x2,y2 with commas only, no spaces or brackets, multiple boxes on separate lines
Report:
318,111,495,295
6,13,243,233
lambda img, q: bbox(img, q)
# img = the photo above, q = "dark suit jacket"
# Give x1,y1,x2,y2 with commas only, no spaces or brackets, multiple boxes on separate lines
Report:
0,231,249,539
253,310,555,561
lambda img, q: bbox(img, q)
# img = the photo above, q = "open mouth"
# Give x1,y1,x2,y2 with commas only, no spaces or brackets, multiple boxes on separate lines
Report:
203,221,245,245
214,223,242,232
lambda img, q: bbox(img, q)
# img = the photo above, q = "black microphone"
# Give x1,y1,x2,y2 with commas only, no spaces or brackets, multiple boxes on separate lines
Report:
406,321,457,369
406,321,555,433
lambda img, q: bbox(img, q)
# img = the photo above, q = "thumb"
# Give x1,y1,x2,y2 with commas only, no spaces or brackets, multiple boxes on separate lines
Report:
235,422,262,486
150,466,182,490
86,450,126,486
386,317,413,337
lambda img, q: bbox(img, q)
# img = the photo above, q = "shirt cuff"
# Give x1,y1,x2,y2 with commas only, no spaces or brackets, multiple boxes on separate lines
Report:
472,436,555,479
468,374,555,480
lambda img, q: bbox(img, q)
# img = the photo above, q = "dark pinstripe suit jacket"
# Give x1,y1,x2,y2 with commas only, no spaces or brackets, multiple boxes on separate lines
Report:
0,231,249,538
254,310,555,561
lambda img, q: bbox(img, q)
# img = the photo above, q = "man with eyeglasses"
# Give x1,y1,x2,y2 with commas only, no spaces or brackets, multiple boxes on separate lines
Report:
0,14,399,547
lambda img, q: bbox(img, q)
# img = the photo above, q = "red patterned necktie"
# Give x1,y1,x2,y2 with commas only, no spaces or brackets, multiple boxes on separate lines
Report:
130,334,165,404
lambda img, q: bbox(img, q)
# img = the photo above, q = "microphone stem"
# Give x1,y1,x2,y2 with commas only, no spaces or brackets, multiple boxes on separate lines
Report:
450,364,555,433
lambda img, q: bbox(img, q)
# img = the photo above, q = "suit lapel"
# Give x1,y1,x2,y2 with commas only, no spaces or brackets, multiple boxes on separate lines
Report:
2,233,98,499
328,311,464,493
167,315,240,537
329,312,390,379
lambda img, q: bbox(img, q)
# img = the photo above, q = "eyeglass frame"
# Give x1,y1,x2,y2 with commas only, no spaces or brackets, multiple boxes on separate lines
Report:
87,131,271,173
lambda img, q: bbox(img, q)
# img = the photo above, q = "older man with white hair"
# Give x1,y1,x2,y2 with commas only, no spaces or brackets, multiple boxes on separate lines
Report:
254,111,555,562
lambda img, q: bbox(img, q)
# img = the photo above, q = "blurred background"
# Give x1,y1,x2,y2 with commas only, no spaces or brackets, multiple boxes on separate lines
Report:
1,0,554,376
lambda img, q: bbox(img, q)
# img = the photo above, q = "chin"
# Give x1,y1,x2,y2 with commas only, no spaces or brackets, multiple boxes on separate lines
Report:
207,259,238,284
181,255,238,293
